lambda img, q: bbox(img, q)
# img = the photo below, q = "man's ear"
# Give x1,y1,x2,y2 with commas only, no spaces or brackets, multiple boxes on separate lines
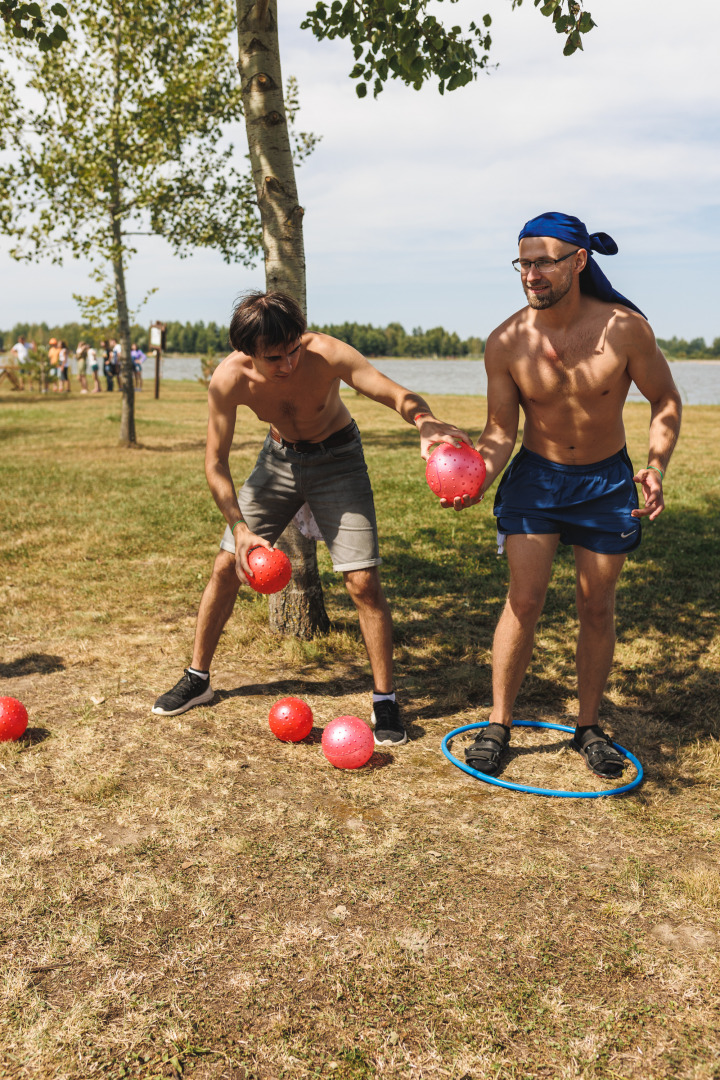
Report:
575,248,588,273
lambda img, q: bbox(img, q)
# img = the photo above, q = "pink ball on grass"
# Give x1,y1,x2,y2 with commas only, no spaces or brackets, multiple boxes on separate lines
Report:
321,715,374,770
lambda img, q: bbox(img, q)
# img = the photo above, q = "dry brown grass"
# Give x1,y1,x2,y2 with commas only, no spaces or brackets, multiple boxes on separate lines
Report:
1,383,719,1080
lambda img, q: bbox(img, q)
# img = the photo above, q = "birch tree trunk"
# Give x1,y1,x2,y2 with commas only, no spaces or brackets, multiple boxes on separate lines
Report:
236,0,329,638
110,7,136,446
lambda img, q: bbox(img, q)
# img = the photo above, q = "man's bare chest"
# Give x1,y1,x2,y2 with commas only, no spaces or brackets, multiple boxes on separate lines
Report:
240,376,341,434
516,336,629,402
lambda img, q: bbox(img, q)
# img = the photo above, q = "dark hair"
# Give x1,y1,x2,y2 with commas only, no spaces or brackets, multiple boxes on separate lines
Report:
229,290,306,356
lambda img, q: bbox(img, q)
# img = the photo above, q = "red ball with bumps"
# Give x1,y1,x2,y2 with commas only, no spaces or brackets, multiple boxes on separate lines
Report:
0,697,29,742
246,546,292,594
322,715,374,770
425,443,486,502
268,697,313,742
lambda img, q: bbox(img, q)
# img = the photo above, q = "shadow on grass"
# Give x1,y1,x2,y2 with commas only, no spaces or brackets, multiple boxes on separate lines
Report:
214,674,371,702
19,727,52,748
377,502,720,747
136,440,208,453
0,653,65,678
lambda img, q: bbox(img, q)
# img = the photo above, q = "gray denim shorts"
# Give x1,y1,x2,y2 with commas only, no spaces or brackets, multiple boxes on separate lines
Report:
219,422,381,573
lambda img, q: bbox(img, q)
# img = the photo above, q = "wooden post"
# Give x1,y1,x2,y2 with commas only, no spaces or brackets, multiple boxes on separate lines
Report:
149,322,166,400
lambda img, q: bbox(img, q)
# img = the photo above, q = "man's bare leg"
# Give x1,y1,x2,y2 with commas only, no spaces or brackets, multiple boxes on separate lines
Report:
573,547,626,728
489,533,559,727
190,550,241,671
342,567,393,693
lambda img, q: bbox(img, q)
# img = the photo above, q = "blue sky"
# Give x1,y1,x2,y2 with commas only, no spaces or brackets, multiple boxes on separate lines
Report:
2,0,719,341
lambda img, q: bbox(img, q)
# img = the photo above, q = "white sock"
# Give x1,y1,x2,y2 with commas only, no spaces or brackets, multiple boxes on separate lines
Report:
372,691,395,704
187,667,209,680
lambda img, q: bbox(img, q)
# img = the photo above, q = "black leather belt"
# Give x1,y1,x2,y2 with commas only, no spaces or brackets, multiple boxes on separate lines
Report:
271,420,357,455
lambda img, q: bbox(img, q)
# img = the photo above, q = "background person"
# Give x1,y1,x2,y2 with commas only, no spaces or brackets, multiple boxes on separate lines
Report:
76,341,89,393
131,343,146,390
101,340,114,391
87,343,101,392
449,212,682,780
58,340,71,392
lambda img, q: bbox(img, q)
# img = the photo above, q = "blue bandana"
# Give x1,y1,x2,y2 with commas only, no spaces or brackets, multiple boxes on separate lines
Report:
518,211,645,318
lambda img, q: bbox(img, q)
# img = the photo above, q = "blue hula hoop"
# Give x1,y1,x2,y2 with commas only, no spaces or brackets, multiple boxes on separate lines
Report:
442,720,643,799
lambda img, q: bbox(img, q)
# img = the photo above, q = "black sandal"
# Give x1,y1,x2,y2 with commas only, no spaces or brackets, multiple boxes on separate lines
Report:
464,723,510,776
571,725,626,780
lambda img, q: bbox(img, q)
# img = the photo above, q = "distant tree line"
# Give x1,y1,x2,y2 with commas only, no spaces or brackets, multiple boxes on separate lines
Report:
307,322,485,357
656,337,720,359
0,320,230,355
4,322,718,360
2,319,484,357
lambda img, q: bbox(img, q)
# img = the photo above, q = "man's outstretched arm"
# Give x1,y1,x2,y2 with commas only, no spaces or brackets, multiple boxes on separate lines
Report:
627,325,683,521
333,341,473,459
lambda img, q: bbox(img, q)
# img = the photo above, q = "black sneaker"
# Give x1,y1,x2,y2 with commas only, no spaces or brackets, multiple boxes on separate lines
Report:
152,669,214,716
371,699,407,746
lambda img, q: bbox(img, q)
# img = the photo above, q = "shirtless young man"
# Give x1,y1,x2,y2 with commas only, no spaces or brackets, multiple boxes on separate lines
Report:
153,290,471,745
451,212,682,778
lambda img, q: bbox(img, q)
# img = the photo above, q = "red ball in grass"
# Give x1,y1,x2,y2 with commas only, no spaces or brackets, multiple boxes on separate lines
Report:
246,546,292,594
0,697,29,742
321,715,374,770
425,443,486,502
268,697,314,742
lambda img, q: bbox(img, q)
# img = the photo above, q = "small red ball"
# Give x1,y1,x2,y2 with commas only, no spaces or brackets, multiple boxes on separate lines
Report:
425,443,486,502
246,546,292,594
0,697,29,742
268,697,313,742
322,715,374,770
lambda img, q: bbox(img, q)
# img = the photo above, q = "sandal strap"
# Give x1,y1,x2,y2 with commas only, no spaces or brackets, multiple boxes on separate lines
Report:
465,725,509,764
584,738,624,769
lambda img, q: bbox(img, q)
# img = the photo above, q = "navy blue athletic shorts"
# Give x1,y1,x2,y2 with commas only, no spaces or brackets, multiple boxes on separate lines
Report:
493,445,641,554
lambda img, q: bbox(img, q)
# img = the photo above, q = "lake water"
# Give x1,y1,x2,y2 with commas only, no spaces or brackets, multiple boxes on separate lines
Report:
160,356,720,406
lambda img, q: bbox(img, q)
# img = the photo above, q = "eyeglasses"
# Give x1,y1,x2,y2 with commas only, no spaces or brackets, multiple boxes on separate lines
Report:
512,250,580,274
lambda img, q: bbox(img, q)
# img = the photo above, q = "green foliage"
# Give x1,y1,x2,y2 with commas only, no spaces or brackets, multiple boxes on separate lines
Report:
198,349,221,388
309,320,485,356
0,0,262,268
301,0,596,98
1,319,153,351
2,319,485,357
512,0,595,56
72,270,158,338
0,0,68,52
285,74,323,166
657,336,720,360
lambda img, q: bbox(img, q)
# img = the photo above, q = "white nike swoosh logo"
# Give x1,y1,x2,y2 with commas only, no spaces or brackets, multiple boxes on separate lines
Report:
620,530,638,538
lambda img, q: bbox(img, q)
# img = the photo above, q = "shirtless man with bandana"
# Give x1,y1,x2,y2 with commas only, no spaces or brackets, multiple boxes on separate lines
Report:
450,212,682,779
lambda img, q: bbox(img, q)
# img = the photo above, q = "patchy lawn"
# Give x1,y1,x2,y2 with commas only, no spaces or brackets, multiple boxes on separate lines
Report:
1,383,719,1080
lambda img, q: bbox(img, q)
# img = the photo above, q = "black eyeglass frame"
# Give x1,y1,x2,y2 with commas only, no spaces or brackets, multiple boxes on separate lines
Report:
512,249,581,274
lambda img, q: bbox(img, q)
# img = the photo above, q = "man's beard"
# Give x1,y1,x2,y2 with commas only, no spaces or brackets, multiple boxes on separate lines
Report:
523,272,573,310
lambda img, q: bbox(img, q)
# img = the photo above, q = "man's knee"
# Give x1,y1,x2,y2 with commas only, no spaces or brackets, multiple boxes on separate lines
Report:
211,549,241,593
506,587,547,624
343,567,385,609
577,591,615,629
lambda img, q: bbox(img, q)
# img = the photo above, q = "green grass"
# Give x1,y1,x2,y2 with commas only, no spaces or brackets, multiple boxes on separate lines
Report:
0,382,719,1080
